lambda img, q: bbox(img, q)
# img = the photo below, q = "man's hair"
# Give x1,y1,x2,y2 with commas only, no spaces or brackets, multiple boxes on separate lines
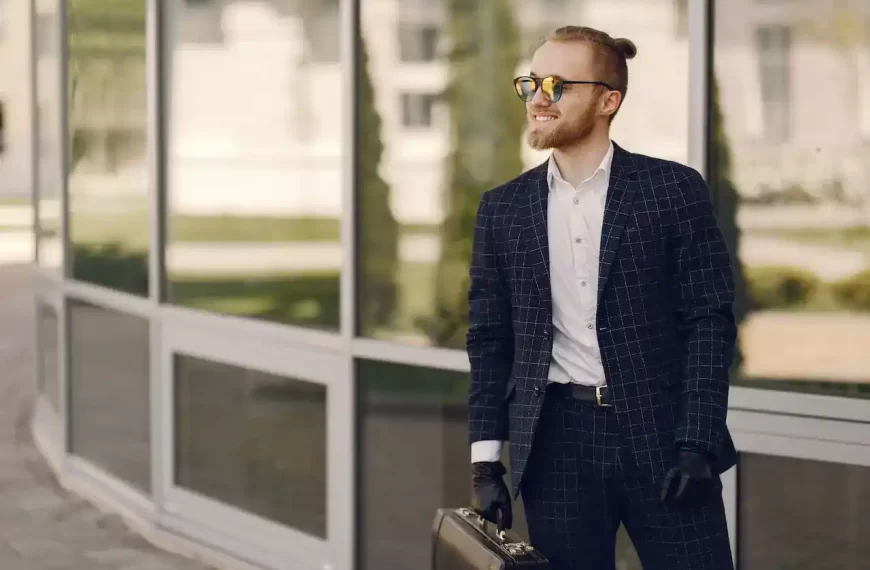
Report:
544,26,637,121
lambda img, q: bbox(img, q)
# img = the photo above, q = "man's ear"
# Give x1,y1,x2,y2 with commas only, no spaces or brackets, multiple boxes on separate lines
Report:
600,90,622,118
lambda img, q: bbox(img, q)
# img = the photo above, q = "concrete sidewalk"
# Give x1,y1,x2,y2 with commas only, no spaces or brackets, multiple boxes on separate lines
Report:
0,263,215,570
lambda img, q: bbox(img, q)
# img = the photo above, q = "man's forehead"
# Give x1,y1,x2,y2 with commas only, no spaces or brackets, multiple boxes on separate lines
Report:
530,41,594,77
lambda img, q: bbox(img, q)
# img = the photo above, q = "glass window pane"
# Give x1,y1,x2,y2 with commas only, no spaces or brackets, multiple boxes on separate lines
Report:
174,354,327,539
67,0,149,295
35,0,63,272
68,300,150,493
37,301,59,412
738,453,870,568
357,359,502,570
164,0,342,330
357,0,691,348
356,359,643,569
712,1,870,398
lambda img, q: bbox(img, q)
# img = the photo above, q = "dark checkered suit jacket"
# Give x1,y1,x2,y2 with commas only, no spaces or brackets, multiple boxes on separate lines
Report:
467,142,738,498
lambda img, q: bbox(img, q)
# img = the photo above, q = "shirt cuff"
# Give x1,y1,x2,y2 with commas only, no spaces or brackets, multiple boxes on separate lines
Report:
471,440,503,464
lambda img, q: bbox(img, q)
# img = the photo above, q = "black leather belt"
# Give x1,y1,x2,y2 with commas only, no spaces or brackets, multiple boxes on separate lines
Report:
547,382,613,407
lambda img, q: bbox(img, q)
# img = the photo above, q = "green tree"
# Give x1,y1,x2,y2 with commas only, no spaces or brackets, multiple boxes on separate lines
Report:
67,0,149,296
709,78,749,376
422,0,525,347
358,39,400,330
68,0,146,171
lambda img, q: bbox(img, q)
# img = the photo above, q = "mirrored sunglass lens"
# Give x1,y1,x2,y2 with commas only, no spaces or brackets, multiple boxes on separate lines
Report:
515,78,536,100
542,77,560,101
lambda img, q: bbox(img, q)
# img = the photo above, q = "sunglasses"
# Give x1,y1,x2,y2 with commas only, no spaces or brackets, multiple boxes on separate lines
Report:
513,75,614,103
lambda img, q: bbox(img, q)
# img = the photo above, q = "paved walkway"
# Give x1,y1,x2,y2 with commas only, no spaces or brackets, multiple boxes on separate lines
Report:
0,263,216,570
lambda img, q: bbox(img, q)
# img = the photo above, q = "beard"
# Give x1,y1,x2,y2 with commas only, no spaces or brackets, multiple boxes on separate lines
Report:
526,101,597,151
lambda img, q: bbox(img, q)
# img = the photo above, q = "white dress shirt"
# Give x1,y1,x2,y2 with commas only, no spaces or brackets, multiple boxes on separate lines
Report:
471,141,614,464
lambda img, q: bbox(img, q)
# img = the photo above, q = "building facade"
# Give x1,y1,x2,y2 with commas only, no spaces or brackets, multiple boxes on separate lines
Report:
0,0,35,263
0,0,34,200
23,0,870,569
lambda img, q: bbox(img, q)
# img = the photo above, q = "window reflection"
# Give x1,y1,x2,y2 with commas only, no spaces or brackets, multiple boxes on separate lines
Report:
712,0,870,396
356,358,641,570
68,301,151,493
357,359,526,570
164,0,342,330
67,0,149,294
174,354,327,539
357,0,691,348
738,453,870,569
35,0,63,271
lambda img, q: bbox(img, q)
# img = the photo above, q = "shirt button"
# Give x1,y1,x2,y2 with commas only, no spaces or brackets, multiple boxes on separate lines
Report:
587,323,593,330
574,237,582,244
573,197,579,204
581,281,587,286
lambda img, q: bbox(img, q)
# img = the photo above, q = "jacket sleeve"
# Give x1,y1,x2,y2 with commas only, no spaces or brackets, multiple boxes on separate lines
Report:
466,191,513,445
670,169,737,457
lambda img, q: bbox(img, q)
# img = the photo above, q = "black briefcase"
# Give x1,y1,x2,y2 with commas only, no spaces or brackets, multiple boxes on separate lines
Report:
432,507,549,569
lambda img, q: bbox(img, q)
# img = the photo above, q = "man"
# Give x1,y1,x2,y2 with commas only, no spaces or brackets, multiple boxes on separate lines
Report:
466,26,737,569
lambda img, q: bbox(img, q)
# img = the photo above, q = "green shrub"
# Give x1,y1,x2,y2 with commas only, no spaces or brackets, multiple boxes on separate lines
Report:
170,273,340,329
832,269,870,311
72,242,148,296
746,265,821,310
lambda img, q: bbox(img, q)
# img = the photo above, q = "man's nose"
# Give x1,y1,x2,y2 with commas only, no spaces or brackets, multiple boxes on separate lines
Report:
530,86,550,106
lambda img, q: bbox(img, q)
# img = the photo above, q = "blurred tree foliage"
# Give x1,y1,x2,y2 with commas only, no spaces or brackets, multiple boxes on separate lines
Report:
67,0,145,167
421,0,525,348
709,77,749,376
358,38,401,330
67,0,148,294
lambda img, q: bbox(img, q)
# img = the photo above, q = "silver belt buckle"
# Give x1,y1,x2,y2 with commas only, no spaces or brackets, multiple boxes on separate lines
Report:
595,385,612,407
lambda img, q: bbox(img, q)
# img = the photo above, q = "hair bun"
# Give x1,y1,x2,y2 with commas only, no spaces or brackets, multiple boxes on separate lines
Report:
614,38,637,59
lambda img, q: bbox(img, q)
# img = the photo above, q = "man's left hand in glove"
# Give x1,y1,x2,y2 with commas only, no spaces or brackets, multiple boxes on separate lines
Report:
660,447,714,504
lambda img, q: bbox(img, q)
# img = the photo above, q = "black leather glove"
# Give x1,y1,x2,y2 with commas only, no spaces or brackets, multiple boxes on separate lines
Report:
471,461,513,530
659,448,713,504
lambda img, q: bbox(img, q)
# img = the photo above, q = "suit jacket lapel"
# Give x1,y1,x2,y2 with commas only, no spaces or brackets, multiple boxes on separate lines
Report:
598,143,638,304
522,162,551,302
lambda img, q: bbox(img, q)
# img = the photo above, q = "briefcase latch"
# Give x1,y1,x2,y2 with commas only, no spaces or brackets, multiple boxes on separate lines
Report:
504,542,535,555
458,508,536,554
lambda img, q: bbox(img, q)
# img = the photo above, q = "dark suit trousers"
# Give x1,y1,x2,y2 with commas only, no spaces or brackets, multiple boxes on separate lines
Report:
520,388,734,570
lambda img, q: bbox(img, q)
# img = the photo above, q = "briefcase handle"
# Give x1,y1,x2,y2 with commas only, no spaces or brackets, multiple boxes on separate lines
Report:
458,508,539,557
459,508,507,542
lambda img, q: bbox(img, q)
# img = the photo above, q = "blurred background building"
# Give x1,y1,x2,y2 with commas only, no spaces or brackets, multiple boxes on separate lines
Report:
0,0,35,264
1,0,868,569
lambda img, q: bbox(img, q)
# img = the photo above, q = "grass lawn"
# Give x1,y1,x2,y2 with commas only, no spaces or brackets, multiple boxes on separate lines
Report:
172,215,341,243
70,211,342,249
68,198,449,338
162,261,441,341
166,261,438,331
69,209,440,248
753,226,870,255
0,197,34,207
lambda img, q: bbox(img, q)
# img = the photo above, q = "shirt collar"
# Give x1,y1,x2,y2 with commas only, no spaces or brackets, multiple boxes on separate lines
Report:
547,140,614,191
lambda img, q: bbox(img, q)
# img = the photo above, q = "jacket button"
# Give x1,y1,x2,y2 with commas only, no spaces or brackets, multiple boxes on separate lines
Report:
534,385,542,396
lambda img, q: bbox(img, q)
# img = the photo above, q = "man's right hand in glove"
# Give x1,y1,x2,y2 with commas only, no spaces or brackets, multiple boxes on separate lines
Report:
471,461,513,530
